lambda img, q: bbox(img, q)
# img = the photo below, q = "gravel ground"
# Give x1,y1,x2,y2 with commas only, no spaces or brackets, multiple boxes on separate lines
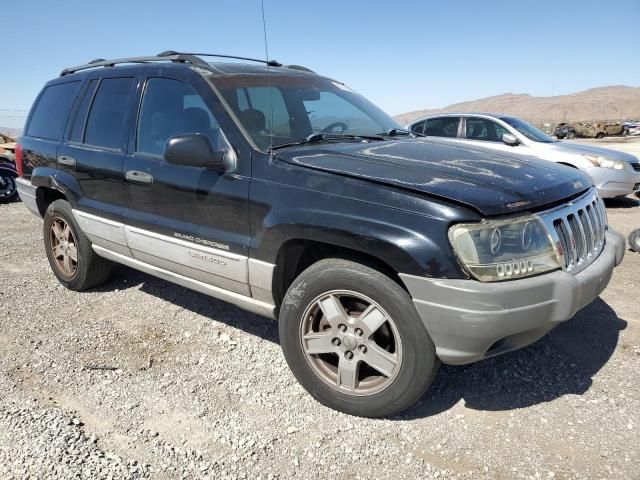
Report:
1,147,640,479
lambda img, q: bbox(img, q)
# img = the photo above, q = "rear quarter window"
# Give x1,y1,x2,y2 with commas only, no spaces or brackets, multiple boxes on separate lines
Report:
26,81,81,140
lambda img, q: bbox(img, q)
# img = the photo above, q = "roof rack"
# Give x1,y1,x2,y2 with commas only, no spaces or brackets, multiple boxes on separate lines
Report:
60,53,211,76
60,51,315,77
157,50,283,67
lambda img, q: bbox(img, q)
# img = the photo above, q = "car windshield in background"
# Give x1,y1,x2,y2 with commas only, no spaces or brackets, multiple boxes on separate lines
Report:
500,116,556,143
212,74,401,150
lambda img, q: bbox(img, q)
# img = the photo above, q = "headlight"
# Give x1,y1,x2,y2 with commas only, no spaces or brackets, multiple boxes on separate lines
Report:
583,154,630,171
449,215,561,282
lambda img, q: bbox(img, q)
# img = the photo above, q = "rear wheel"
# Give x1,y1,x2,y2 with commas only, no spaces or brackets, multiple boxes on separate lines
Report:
566,131,576,139
0,170,17,203
279,258,439,417
44,199,112,290
595,132,605,139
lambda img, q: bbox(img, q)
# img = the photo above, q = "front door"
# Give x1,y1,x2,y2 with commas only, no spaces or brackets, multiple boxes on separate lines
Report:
122,71,251,295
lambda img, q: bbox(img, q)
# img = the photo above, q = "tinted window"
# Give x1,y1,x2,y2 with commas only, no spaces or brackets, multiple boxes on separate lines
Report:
26,81,81,140
465,118,507,142
69,79,98,142
84,78,134,149
424,117,460,137
136,78,221,157
410,120,426,135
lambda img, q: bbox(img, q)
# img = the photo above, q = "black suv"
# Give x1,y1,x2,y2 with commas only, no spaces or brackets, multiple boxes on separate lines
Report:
16,52,625,417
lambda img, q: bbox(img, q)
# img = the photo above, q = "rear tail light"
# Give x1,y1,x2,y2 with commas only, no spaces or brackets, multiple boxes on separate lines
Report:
15,143,22,177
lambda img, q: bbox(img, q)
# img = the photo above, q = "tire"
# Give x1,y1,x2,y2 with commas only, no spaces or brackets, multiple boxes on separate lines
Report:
0,170,18,203
595,132,605,139
279,258,439,417
43,199,112,291
629,229,640,253
566,131,575,139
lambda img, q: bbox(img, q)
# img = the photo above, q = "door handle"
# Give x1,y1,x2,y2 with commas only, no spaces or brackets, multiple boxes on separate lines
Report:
125,170,154,184
57,155,76,167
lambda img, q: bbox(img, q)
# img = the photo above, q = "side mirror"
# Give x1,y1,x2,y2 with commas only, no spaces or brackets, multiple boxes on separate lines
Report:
164,134,235,172
502,133,519,146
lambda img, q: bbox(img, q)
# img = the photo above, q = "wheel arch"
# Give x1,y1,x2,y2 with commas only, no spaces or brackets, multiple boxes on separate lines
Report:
272,238,410,311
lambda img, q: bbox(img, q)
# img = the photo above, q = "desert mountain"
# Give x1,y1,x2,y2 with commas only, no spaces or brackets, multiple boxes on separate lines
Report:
394,85,640,126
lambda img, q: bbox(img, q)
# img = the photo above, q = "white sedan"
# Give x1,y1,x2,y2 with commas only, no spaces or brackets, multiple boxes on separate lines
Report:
406,113,640,198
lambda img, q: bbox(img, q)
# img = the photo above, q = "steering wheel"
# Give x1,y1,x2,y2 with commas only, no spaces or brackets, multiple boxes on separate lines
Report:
322,122,348,134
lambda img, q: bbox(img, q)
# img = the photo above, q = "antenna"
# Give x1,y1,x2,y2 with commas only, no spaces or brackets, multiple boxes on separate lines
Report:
261,0,275,152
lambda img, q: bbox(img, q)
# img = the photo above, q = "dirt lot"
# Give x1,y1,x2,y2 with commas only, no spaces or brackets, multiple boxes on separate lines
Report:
1,141,639,479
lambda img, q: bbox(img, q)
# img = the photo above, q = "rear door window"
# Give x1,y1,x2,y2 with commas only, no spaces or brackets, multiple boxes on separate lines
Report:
424,117,460,138
26,81,81,140
84,78,135,149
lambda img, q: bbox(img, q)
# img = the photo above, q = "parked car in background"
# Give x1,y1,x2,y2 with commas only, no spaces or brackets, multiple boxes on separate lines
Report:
554,122,577,139
407,113,640,198
624,122,640,136
0,133,18,202
554,122,625,140
15,52,626,417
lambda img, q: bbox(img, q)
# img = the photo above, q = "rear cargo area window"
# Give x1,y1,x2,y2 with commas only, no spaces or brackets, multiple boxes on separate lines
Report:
26,81,81,140
84,78,134,149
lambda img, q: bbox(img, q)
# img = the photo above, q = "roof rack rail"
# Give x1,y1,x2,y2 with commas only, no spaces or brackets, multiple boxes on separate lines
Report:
60,51,315,77
60,53,211,76
158,51,315,73
158,50,283,68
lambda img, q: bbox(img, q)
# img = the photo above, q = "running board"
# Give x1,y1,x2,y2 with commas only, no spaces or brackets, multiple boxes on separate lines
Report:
92,245,276,319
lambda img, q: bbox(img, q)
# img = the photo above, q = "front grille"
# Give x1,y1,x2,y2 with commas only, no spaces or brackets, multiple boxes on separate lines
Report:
539,189,607,274
632,163,640,172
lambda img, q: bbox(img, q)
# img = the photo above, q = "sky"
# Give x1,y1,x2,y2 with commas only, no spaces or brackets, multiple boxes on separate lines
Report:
2,0,639,128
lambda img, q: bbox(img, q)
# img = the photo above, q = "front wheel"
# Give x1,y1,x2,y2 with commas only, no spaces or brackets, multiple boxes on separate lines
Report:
279,258,439,417
566,131,576,139
0,170,18,203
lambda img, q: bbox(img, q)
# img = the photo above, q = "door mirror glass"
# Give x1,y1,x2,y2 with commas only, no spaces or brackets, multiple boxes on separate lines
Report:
502,133,519,146
164,134,235,172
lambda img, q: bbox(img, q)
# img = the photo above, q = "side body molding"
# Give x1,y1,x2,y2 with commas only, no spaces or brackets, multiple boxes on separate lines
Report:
72,210,276,317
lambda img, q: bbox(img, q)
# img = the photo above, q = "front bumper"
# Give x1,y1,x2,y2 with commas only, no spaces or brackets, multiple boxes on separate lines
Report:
15,177,42,219
400,230,625,365
586,166,640,198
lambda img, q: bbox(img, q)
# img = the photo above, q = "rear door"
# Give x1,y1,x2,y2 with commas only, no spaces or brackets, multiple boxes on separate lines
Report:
57,73,136,222
122,68,251,295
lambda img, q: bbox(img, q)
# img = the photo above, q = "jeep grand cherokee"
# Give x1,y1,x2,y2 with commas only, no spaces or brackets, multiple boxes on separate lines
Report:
15,52,625,417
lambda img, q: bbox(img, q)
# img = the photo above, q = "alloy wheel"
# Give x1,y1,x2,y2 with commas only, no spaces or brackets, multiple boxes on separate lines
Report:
50,217,78,277
299,290,402,396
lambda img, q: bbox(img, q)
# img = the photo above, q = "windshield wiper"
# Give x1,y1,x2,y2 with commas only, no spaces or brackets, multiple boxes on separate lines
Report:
270,133,385,151
377,128,424,137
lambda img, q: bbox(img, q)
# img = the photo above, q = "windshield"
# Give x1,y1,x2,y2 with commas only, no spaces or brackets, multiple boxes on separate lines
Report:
500,116,556,143
213,74,401,150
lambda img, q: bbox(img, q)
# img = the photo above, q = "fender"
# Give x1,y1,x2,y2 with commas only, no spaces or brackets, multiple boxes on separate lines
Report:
252,202,468,280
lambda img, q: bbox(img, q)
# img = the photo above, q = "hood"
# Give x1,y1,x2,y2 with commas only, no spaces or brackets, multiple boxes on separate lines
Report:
545,141,640,163
276,138,593,217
